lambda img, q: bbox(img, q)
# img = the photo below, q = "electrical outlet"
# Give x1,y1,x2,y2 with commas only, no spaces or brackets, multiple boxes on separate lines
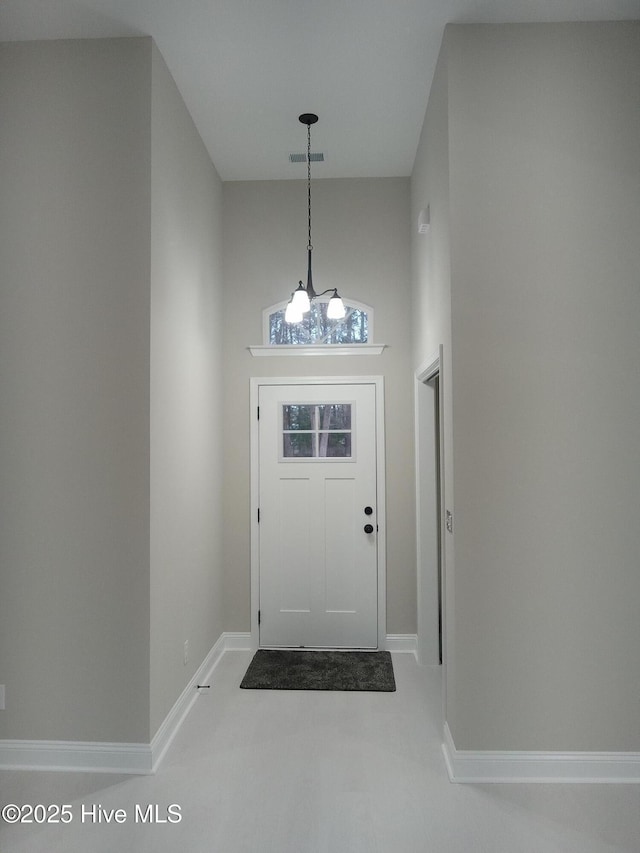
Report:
183,640,189,666
0,685,5,710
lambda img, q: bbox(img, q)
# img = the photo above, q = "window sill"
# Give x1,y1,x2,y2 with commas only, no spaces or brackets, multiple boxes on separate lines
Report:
249,344,387,357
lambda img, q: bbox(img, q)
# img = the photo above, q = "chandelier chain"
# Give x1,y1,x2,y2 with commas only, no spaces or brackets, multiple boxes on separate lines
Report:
284,113,345,324
307,122,312,251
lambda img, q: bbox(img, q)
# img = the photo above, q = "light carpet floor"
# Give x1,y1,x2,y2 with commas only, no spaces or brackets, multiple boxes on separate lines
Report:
1,651,639,852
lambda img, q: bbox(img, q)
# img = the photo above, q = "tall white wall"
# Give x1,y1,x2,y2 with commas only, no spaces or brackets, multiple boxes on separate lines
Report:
0,39,152,742
149,45,225,736
411,43,458,687
222,178,415,635
413,22,640,752
0,37,226,745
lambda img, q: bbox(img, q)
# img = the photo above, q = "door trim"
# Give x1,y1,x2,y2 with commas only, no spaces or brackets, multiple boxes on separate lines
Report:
414,350,444,667
250,375,386,651
414,346,447,741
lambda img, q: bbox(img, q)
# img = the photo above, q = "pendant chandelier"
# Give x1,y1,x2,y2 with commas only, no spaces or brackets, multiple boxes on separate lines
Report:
284,113,346,324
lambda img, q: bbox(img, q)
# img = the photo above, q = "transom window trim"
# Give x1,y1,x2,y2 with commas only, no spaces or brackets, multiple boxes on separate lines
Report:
249,343,386,357
262,296,375,347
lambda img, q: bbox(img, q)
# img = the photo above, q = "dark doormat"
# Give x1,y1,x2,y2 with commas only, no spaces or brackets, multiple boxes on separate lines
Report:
240,649,396,692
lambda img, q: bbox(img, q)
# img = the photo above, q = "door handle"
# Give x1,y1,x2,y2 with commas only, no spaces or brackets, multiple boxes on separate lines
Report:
364,524,374,534
364,506,373,515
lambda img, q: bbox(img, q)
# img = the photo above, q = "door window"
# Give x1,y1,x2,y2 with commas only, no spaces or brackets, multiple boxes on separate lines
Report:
281,403,353,460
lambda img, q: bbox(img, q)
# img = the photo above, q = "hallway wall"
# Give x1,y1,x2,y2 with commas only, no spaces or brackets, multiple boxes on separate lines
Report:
412,22,640,752
0,39,152,742
0,37,226,744
149,44,225,737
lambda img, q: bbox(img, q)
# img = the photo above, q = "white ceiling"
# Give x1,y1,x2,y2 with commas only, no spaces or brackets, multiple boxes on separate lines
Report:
1,0,638,180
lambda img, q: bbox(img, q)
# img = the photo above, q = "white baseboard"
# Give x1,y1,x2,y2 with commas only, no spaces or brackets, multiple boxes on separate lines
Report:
385,633,418,658
150,632,250,770
442,722,640,784
0,632,252,775
221,631,252,651
0,739,153,775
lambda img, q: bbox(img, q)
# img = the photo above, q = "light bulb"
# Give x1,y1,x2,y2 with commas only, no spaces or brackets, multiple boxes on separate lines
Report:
326,292,346,320
285,300,303,323
291,282,311,314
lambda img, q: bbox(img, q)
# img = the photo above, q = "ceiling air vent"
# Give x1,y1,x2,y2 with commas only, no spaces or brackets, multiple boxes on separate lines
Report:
289,152,324,163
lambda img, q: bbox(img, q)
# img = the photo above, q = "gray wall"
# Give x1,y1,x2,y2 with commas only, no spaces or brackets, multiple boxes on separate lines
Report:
222,178,416,635
411,44,457,676
413,22,640,752
0,39,152,742
0,37,226,744
149,45,225,737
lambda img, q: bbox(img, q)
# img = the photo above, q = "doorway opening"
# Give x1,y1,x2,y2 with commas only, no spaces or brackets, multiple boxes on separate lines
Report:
415,353,444,666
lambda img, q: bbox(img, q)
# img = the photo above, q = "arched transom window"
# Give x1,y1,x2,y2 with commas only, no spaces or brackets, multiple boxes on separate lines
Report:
264,297,373,346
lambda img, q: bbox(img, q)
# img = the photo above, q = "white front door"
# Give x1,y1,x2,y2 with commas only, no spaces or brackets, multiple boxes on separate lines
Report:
258,382,379,648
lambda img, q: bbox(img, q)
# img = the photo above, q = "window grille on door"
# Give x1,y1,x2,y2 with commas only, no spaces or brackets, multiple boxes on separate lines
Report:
281,403,353,460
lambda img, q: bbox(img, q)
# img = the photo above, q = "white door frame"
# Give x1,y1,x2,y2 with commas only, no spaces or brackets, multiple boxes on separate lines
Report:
250,375,386,651
414,348,445,666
